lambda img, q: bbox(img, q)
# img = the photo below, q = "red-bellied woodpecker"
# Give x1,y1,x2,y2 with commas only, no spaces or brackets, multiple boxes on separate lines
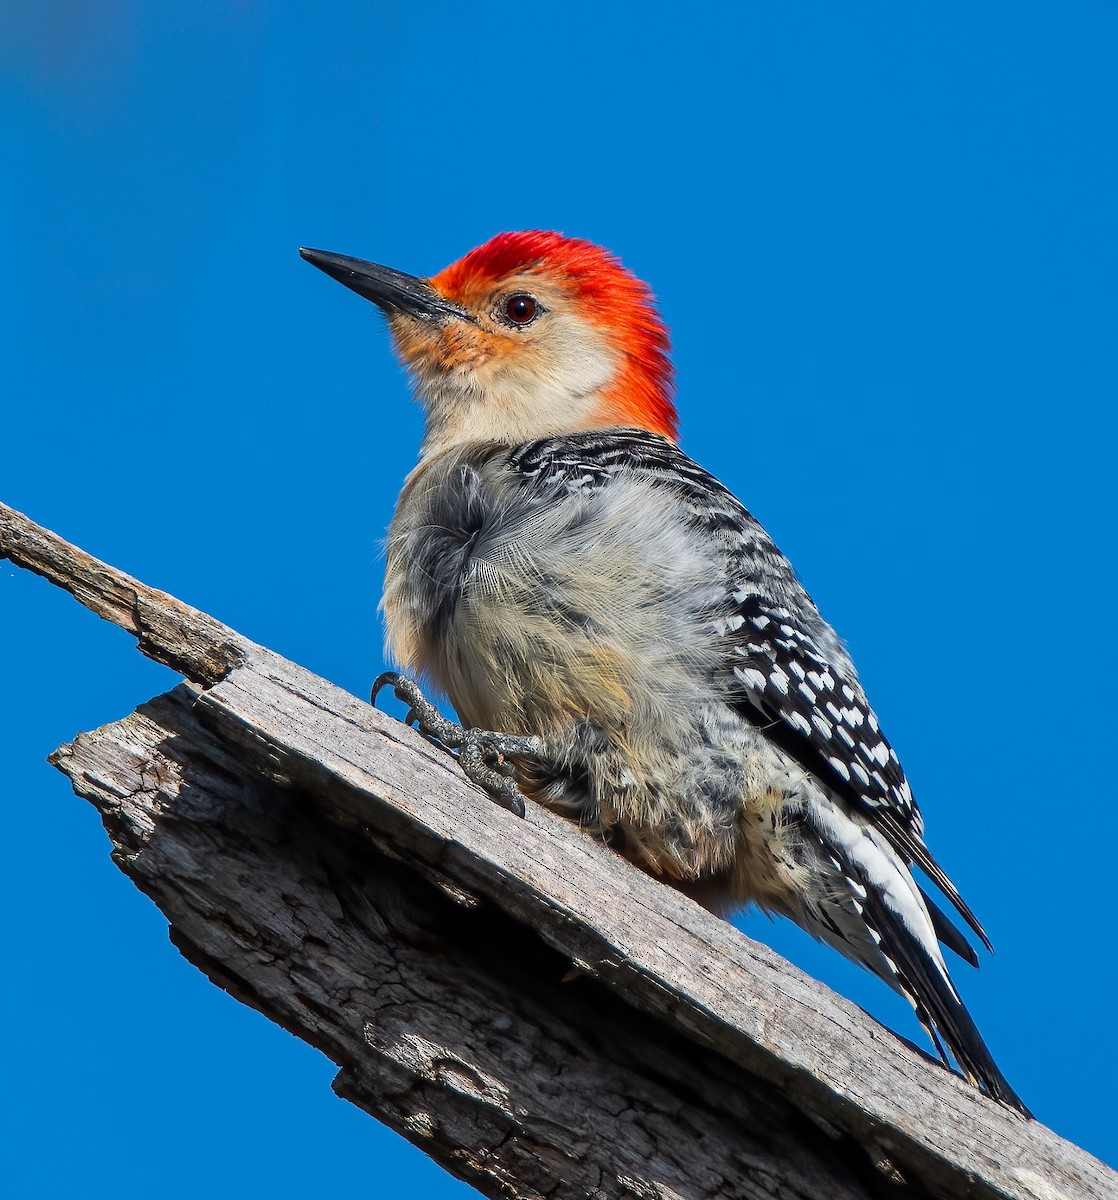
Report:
300,231,1028,1114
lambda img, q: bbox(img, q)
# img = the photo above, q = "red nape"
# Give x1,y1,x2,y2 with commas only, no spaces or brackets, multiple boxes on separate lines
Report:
436,231,679,442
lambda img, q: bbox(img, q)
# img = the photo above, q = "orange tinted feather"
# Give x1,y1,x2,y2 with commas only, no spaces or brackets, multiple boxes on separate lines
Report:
433,231,678,441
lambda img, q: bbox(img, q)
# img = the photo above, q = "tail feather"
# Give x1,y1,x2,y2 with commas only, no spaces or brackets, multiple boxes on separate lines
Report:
798,811,1029,1116
859,875,1031,1116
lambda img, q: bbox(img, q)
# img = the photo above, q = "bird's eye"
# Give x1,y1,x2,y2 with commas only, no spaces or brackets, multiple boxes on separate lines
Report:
503,293,539,325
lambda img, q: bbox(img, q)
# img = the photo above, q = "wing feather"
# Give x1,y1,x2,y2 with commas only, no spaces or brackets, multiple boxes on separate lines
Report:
511,428,990,955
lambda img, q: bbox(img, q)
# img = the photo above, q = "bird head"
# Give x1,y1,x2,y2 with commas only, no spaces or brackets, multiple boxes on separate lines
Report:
301,231,677,454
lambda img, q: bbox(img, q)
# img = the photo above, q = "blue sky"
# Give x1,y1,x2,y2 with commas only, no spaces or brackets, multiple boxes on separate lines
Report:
2,3,1116,1194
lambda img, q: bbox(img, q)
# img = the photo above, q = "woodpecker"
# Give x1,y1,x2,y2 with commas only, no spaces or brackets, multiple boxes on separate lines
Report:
300,231,1028,1114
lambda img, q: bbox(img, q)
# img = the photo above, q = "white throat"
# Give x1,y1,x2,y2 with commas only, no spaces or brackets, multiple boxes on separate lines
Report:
414,312,620,456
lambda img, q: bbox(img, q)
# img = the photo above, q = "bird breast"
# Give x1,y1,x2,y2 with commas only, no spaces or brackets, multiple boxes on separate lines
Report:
382,442,730,743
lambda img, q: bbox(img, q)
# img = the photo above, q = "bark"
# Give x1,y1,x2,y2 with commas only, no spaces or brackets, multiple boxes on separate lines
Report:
3,499,1114,1200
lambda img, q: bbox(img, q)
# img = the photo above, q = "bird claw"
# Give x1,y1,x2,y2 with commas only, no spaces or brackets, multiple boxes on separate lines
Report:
373,672,463,748
371,672,539,817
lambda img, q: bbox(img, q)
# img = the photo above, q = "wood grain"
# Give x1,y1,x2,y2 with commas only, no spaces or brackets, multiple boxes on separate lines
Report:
4,498,1113,1200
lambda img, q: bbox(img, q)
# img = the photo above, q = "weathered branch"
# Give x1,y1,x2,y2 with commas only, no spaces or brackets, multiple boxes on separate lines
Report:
54,684,898,1200
0,498,245,683
3,499,1114,1200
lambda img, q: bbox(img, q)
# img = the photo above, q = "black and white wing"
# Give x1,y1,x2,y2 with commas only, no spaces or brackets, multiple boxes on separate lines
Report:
724,588,991,956
514,427,989,951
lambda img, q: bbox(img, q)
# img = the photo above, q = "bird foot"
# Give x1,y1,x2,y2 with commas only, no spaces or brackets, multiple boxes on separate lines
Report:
371,672,541,817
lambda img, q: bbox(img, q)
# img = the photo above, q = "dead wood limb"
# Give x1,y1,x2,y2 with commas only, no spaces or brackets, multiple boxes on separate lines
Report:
0,499,245,683
3,499,1114,1200
52,685,893,1200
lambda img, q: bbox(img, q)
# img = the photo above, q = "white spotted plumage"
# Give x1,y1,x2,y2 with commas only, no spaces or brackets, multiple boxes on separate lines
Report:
381,425,1026,1112
303,229,1027,1115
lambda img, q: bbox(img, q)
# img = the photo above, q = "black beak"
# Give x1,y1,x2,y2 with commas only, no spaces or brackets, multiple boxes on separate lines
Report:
299,247,474,324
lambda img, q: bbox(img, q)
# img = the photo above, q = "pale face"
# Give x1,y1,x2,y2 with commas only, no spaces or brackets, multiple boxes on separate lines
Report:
389,271,623,455
299,233,678,451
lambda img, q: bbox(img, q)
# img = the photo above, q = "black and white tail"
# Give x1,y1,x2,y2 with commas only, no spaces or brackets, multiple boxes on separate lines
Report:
798,808,1030,1116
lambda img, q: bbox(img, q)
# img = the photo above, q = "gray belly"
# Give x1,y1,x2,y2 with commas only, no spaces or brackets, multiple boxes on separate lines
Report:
383,451,832,911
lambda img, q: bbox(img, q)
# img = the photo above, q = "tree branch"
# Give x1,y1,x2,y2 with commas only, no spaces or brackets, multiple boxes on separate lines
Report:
3,499,1113,1200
